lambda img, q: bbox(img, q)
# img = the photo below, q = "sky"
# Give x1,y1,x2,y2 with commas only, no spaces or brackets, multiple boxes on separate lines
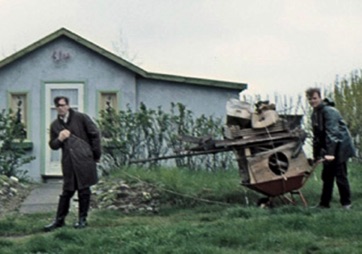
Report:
1,0,362,105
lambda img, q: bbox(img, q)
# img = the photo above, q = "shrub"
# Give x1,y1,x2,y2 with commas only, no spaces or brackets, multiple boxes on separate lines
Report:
0,109,35,178
97,103,235,174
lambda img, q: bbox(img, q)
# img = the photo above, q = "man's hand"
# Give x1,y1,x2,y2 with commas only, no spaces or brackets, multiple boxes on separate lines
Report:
58,129,71,142
324,155,335,161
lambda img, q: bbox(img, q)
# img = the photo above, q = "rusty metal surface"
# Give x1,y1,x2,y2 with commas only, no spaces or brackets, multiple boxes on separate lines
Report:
243,174,306,197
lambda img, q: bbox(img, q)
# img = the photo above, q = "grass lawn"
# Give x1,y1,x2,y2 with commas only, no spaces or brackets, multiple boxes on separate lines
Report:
0,162,361,254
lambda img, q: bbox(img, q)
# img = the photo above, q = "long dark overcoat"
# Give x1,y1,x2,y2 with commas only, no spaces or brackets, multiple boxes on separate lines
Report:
312,103,355,163
49,108,101,191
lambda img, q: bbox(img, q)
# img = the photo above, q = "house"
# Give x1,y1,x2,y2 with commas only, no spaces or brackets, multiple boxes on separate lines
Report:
0,28,247,182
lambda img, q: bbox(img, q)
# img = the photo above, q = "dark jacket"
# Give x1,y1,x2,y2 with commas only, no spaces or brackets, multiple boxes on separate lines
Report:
49,108,101,191
312,103,355,163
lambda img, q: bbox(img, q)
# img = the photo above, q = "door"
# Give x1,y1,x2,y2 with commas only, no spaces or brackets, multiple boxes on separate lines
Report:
44,83,84,176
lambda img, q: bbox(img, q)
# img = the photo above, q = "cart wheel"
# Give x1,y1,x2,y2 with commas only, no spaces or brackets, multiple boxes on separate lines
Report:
257,197,273,208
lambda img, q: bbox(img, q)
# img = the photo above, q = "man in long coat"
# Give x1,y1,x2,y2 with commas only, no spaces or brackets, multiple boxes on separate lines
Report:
44,96,101,231
306,88,355,209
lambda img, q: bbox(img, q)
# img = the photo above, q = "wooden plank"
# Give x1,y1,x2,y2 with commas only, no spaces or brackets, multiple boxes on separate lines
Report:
214,131,301,148
129,147,230,164
180,134,212,144
224,120,289,139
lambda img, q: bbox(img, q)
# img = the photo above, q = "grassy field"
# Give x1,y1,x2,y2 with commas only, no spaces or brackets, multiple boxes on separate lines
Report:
1,162,362,254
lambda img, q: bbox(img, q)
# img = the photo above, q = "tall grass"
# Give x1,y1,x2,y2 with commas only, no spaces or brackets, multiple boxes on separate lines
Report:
0,162,361,253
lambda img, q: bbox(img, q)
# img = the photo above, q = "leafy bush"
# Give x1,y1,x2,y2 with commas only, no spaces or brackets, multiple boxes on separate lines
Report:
0,109,35,178
97,102,235,174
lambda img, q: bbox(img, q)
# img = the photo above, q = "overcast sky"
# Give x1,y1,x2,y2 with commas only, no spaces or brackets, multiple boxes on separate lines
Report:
1,0,362,102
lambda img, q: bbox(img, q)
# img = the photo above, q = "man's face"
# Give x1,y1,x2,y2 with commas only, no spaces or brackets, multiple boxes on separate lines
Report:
56,99,70,116
308,92,322,109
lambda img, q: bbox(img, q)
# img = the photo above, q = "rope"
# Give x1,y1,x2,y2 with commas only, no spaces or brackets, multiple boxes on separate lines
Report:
120,170,234,206
264,125,288,180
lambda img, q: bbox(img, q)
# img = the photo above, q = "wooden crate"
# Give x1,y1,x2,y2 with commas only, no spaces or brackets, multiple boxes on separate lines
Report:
245,142,310,187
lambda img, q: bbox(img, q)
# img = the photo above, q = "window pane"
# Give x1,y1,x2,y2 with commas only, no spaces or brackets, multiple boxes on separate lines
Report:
100,92,117,111
10,93,27,138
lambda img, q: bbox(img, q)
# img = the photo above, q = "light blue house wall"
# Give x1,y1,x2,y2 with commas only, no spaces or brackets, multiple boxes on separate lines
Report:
137,78,238,118
0,37,138,181
0,28,247,182
0,37,137,112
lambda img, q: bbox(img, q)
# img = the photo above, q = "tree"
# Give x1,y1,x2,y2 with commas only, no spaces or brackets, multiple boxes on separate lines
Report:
112,29,140,65
333,70,362,159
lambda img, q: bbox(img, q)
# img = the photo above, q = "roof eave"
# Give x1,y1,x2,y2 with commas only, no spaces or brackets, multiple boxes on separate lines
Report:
0,28,148,76
0,27,248,91
144,72,247,91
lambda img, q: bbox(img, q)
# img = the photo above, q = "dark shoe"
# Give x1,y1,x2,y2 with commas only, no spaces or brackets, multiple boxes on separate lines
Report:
44,219,65,232
75,191,90,229
342,204,352,210
74,217,87,229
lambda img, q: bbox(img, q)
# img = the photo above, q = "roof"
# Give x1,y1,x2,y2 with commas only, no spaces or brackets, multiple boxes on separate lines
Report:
0,28,247,91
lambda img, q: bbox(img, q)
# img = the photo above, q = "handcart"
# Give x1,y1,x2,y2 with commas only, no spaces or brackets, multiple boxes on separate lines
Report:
131,100,316,207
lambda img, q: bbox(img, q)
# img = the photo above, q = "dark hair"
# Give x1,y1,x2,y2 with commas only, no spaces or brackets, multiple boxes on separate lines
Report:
305,87,321,98
54,96,69,106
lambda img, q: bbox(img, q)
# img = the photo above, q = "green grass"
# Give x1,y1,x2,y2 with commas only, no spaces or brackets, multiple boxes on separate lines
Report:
1,163,362,253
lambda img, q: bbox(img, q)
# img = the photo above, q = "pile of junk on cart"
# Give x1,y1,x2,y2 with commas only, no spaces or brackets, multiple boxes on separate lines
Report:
132,99,317,207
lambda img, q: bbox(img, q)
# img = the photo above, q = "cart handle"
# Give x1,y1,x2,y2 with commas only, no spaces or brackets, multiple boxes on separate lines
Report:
301,159,324,186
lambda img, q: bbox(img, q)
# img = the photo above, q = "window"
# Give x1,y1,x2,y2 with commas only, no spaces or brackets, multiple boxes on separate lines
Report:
99,92,118,112
9,93,28,139
98,91,118,139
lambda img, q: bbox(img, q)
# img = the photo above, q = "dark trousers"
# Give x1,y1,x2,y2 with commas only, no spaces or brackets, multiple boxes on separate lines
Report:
320,161,351,207
56,187,91,220
61,188,91,201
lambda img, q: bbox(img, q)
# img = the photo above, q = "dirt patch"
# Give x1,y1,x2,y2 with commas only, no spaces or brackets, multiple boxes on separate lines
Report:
0,175,35,217
91,178,161,214
0,174,162,217
0,174,164,216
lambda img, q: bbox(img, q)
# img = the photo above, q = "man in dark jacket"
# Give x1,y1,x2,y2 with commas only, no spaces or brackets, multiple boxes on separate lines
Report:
306,88,355,209
44,96,101,231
